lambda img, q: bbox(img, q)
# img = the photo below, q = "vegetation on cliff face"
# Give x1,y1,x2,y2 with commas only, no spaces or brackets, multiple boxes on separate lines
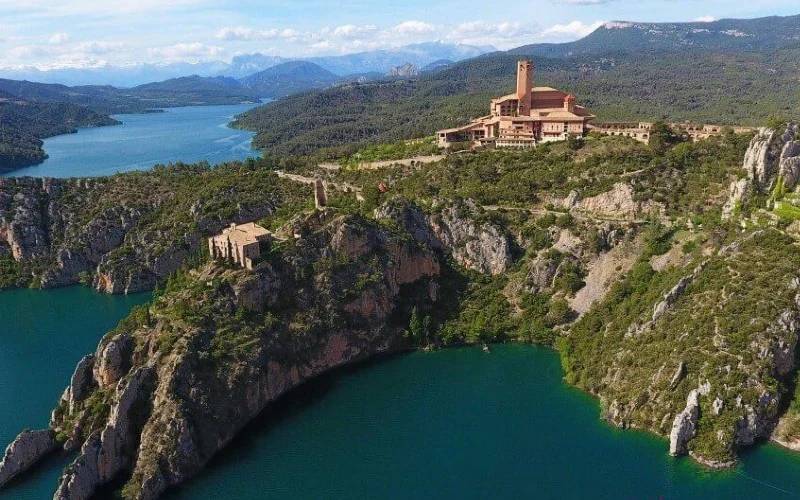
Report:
46,211,441,499
8,123,800,496
0,160,312,292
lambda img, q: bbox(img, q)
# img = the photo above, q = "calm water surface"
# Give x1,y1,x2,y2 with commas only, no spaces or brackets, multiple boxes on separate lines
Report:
2,288,800,498
0,287,150,499
3,104,258,178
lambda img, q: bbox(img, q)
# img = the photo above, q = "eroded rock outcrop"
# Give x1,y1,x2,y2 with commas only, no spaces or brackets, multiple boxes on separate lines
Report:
723,123,800,219
55,365,156,500
375,198,512,275
0,429,57,487
669,389,700,456
0,173,281,294
575,183,663,220
627,262,707,338
426,200,512,275
4,211,442,499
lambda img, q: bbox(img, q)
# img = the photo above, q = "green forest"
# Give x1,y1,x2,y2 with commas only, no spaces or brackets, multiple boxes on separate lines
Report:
233,46,800,159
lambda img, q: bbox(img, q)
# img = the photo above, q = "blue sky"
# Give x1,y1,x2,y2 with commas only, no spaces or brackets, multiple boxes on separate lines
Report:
0,0,797,69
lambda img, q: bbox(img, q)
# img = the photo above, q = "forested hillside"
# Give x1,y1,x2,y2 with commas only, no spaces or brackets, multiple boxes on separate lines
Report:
0,75,258,171
233,43,800,158
511,15,800,57
239,61,339,99
0,99,119,171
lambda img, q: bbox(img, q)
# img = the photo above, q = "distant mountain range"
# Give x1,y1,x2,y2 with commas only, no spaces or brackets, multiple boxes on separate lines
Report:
0,42,495,87
239,61,341,99
510,15,800,58
233,13,800,157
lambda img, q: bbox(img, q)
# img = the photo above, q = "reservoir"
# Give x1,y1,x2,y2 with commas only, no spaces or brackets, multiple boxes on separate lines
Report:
2,287,799,498
2,104,259,179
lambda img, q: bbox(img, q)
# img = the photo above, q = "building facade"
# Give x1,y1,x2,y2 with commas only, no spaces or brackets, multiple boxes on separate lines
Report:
590,122,757,144
437,60,596,149
208,222,272,270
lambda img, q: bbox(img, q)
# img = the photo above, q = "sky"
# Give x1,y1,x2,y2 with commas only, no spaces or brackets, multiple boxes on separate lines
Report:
0,0,798,69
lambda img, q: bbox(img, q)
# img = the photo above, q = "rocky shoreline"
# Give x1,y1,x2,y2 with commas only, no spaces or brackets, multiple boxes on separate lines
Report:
4,126,800,497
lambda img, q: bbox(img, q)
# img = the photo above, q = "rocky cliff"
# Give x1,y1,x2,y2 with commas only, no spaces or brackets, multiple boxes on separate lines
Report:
375,198,513,275
0,209,441,498
722,122,800,219
0,166,305,293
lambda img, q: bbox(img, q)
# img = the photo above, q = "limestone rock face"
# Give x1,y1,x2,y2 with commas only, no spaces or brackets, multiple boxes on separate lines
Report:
376,198,511,275
374,199,443,251
743,128,781,188
0,175,279,294
575,182,663,220
669,361,687,390
0,178,52,261
669,389,700,456
734,391,780,447
94,333,134,389
780,139,800,189
232,266,281,313
3,212,442,499
724,122,799,219
524,253,561,293
721,178,750,220
427,200,512,275
68,355,96,414
628,262,707,338
55,366,157,500
0,429,57,487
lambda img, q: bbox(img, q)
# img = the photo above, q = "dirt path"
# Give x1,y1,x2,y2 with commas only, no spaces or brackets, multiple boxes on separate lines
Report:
317,155,445,172
276,171,364,200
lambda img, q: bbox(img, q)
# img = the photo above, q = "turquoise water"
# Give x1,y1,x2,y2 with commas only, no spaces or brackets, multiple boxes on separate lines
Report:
0,287,150,499
166,345,800,499
2,287,800,498
3,104,259,178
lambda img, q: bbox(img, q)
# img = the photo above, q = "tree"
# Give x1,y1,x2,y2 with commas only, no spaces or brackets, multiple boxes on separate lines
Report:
408,306,424,345
361,184,383,213
648,121,683,153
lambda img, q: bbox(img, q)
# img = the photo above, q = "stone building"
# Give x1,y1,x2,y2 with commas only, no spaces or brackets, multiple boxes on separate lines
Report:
590,121,757,144
437,60,596,148
208,222,272,270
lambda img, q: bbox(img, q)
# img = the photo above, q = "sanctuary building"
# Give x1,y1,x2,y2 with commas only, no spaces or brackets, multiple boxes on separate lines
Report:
208,222,272,270
437,60,595,148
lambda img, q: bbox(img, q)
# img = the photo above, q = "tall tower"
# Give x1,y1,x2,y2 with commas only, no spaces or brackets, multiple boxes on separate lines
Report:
516,60,533,116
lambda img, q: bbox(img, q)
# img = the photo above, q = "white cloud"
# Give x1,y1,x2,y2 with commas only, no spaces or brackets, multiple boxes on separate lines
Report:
149,42,223,60
332,24,378,39
48,32,70,44
215,26,303,41
541,20,604,39
446,21,539,47
8,45,49,59
392,20,436,35
75,41,125,55
693,16,716,23
215,26,256,41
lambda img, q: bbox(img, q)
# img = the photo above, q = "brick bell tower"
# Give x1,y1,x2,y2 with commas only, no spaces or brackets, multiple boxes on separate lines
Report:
516,60,533,116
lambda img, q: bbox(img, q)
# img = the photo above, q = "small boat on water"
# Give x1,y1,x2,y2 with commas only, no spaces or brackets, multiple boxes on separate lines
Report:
482,343,490,354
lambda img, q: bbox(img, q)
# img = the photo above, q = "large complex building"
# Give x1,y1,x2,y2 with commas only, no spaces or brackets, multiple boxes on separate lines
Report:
437,60,596,148
208,222,272,270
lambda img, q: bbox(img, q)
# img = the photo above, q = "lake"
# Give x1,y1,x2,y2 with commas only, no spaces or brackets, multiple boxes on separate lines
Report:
0,287,150,499
2,287,799,498
3,104,259,178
